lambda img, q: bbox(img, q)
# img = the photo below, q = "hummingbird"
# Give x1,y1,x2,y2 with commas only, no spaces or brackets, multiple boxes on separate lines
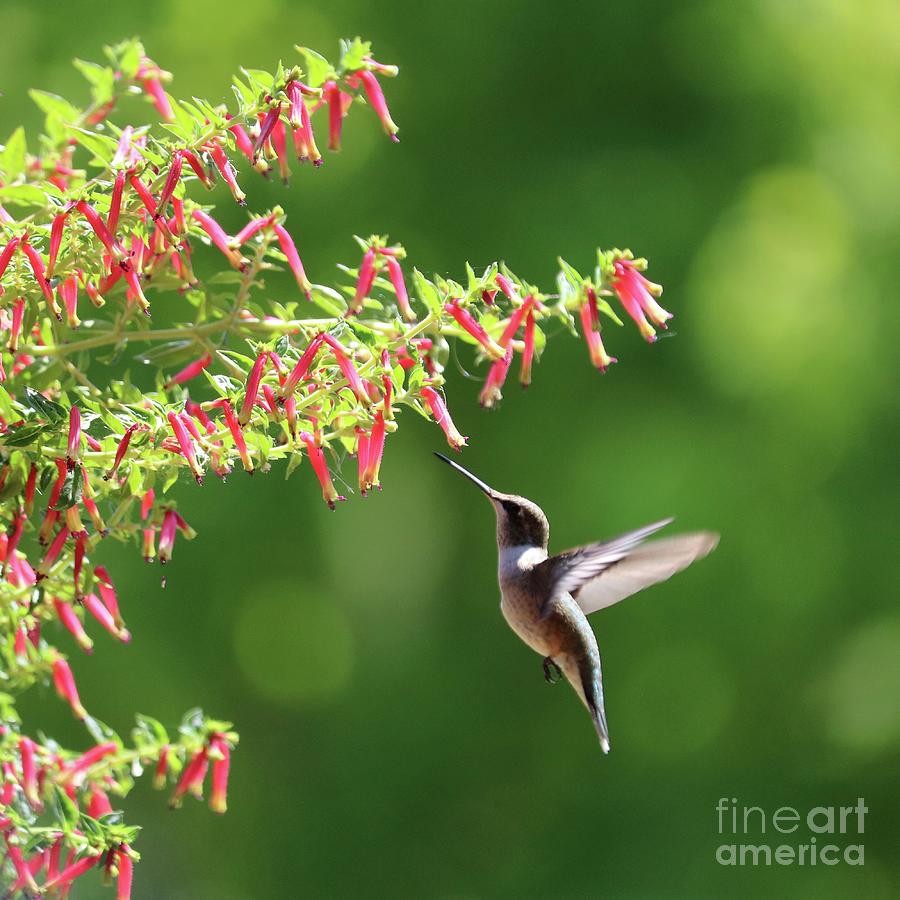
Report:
435,452,718,753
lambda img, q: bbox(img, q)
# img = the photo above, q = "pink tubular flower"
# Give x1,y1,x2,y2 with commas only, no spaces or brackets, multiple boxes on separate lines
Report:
138,59,175,122
219,399,253,472
87,784,112,818
154,745,170,789
37,527,69,581
279,333,324,399
84,593,130,642
164,353,212,390
105,423,143,480
228,120,255,160
94,565,124,629
75,200,126,263
479,346,513,408
323,335,369,404
231,214,275,247
18,737,40,808
60,276,80,328
21,238,59,316
117,847,133,900
271,118,291,183
181,148,213,188
107,170,126,236
209,736,231,814
299,431,344,509
2,831,38,894
254,104,282,159
46,209,70,278
356,427,370,494
192,209,246,270
356,69,399,141
54,598,93,654
66,405,81,469
158,508,178,564
297,91,322,166
272,223,312,296
8,296,25,353
444,299,505,359
612,259,671,342
239,352,267,426
61,741,118,785
206,141,246,205
170,747,208,807
0,236,20,279
578,288,617,371
123,266,151,315
153,150,183,217
52,656,87,718
364,411,386,491
323,80,347,151
167,411,203,483
42,853,103,892
520,307,536,387
186,399,216,435
386,256,415,321
421,386,467,450
350,248,376,314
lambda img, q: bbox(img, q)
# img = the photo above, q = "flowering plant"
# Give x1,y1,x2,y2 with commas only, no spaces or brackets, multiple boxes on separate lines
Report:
0,36,673,895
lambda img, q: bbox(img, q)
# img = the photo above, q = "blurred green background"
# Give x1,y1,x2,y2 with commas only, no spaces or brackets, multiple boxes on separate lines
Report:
5,0,900,896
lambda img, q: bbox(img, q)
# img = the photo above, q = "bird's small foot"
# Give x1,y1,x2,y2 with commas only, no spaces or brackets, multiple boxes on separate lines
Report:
543,657,561,684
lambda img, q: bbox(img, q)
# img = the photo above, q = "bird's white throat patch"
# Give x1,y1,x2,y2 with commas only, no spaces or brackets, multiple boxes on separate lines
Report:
498,544,547,577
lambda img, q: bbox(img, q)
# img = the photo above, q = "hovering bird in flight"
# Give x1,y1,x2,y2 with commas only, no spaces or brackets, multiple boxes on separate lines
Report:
435,453,718,753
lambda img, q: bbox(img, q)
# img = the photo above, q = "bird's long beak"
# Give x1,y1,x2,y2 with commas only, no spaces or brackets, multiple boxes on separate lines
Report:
434,452,497,497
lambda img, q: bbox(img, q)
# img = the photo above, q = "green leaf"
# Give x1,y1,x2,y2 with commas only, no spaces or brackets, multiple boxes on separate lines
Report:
295,47,333,86
1,423,45,448
54,466,84,509
24,387,67,424
0,184,49,207
69,127,118,166
0,127,27,179
29,90,81,126
339,37,372,73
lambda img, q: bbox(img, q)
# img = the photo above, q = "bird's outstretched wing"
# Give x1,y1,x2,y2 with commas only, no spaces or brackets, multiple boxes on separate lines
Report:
536,520,718,616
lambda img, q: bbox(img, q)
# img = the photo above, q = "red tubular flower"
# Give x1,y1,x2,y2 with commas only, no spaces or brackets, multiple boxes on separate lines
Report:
105,423,142,480
192,209,246,270
7,296,25,353
206,141,246,205
351,248,376,314
612,259,670,342
578,289,617,372
2,831,38,894
23,462,37,516
123,266,151,315
37,527,69,581
83,593,130,642
154,746,170,789
52,656,86,718
356,427,370,494
117,847,133,900
279,333,324,400
272,223,312,297
215,400,253,475
444,300,505,359
356,70,399,141
164,353,212,390
143,526,156,563
18,736,40,808
239,352,267,426
322,335,369,404
209,736,231,814
364,411,386,491
43,853,103,892
21,238,60,317
479,346,513,408
170,747,208,807
520,307,536,387
137,59,175,122
62,741,118,784
421,386,467,450
298,91,322,166
60,276,80,329
74,200,126,263
46,209,70,278
94,565,124,629
54,598,93,654
0,236,20,279
158,508,178,564
153,150,183,218
181,148,213,188
254,105,282,159
5,512,26,568
231,214,274,247
167,411,203,483
228,120,255,159
186,399,216,435
80,474,107,535
323,80,345,151
298,431,344,509
271,118,291,183
107,170,126,236
87,784,112,818
141,490,155,521
385,256,415,321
